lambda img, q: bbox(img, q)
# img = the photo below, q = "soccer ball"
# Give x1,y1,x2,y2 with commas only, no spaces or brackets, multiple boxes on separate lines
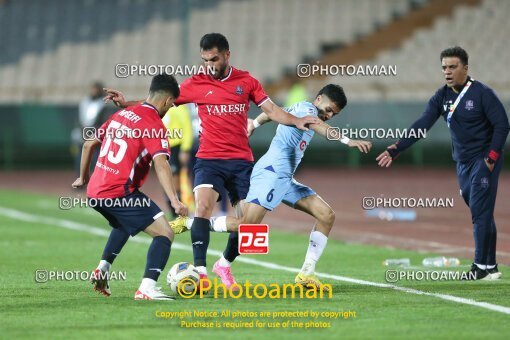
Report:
166,262,200,295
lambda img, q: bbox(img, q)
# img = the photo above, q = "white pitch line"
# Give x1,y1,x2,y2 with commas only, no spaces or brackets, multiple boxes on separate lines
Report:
1,206,509,315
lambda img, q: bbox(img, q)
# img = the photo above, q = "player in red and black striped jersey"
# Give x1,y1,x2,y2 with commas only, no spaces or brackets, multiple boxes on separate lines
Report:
104,33,319,290
73,74,187,300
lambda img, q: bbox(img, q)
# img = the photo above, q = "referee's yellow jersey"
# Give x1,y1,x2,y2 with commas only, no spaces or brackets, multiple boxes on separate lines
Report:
162,104,193,152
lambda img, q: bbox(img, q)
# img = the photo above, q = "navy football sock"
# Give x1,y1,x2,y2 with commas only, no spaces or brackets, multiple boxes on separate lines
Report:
224,232,240,263
101,228,130,264
190,217,211,267
143,236,171,281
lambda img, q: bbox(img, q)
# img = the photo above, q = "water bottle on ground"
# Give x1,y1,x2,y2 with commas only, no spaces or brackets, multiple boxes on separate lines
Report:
445,257,460,267
365,209,417,221
382,258,410,267
422,257,460,267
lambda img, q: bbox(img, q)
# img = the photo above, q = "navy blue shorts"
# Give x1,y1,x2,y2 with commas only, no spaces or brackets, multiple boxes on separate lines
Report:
90,190,164,236
193,158,254,205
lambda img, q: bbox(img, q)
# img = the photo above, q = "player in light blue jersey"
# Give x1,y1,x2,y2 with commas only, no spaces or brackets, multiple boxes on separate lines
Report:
171,84,371,290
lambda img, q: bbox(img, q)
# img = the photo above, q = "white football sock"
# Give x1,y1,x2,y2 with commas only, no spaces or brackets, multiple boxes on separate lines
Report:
209,216,227,232
185,218,193,230
301,231,328,275
218,256,231,267
196,266,207,275
474,263,487,270
98,260,111,272
139,278,157,291
301,258,317,276
487,264,496,270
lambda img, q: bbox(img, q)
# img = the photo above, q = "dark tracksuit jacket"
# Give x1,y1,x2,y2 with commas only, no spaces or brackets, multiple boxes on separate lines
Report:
391,77,509,265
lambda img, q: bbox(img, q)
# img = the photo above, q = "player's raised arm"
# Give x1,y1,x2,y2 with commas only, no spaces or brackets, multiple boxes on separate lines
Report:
310,121,372,154
259,100,319,131
103,88,143,108
72,139,101,188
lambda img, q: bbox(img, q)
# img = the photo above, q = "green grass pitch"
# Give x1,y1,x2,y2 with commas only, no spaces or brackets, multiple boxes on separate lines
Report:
0,189,509,339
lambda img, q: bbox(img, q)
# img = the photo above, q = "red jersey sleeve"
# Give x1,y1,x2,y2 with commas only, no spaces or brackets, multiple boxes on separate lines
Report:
249,76,269,107
143,120,171,160
174,77,196,106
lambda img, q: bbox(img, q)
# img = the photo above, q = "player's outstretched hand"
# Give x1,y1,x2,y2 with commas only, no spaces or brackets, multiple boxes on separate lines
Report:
247,118,255,137
171,199,188,216
376,144,397,168
295,116,321,131
72,177,87,188
103,88,126,107
348,139,372,153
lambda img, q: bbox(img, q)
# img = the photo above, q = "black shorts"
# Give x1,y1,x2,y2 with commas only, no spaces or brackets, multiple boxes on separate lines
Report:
193,158,253,205
91,190,164,236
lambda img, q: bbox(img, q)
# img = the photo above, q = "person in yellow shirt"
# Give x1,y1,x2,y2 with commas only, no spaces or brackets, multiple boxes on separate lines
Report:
163,103,194,217
285,81,308,107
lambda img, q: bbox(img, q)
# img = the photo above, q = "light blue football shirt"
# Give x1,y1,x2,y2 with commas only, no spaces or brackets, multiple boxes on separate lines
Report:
255,101,318,176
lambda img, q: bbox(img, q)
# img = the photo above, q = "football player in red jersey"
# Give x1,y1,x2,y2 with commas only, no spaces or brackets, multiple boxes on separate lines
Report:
104,33,319,290
73,74,187,300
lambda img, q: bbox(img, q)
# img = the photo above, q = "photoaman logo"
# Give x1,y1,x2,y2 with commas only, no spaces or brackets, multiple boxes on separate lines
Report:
177,278,332,299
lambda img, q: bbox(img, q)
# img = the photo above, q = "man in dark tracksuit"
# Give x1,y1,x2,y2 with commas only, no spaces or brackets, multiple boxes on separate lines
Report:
376,46,509,280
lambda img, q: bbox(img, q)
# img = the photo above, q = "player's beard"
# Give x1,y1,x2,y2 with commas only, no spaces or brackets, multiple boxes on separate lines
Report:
214,63,228,80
